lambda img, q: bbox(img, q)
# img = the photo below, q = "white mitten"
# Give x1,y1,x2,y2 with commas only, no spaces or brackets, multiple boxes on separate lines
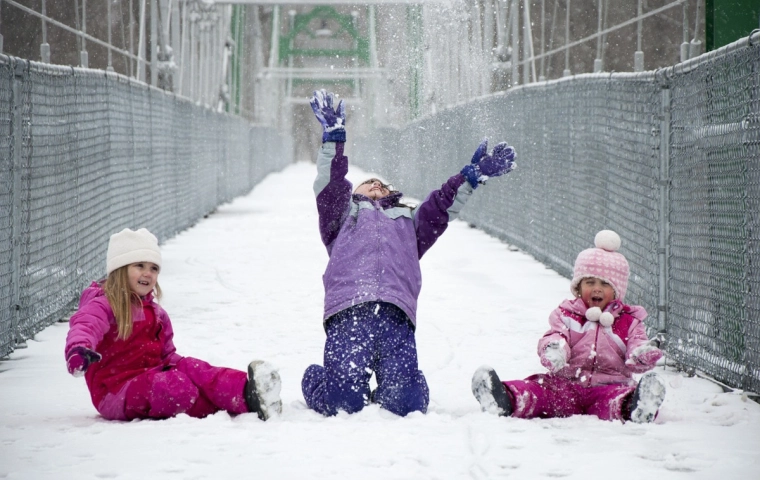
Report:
540,340,568,373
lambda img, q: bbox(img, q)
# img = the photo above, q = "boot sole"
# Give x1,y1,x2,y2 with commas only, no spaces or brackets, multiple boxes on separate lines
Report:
247,360,283,421
630,372,666,424
471,366,512,416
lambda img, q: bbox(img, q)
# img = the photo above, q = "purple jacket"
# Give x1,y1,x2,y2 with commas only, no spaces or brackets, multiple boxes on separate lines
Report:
64,282,183,416
314,142,475,326
538,297,652,386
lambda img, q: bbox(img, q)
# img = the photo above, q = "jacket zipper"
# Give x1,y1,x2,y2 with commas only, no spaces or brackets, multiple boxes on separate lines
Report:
588,324,601,385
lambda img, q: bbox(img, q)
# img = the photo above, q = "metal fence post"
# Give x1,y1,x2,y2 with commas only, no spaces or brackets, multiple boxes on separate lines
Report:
79,0,88,68
563,0,571,77
634,0,644,71
657,86,671,342
512,0,520,84
40,0,50,63
10,58,26,349
0,1,4,54
106,0,114,72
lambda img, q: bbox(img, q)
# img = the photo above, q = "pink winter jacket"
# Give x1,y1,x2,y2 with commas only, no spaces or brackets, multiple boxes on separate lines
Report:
64,282,183,416
537,297,652,387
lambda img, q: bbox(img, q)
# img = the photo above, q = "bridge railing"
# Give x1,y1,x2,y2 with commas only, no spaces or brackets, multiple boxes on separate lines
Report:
0,55,292,357
353,31,760,395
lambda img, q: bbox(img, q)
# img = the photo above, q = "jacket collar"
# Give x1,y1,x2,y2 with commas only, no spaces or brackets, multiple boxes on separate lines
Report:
352,191,404,209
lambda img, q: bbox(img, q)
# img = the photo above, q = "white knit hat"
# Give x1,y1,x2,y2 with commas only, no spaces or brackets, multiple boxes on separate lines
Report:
570,230,630,302
106,228,162,275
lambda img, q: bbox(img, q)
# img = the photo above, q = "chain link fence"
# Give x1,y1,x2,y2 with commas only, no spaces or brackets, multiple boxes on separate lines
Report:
2,31,758,395
353,31,760,394
0,55,293,358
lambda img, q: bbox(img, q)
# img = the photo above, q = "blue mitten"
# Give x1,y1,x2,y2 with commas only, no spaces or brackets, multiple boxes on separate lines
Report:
461,139,517,188
310,89,346,143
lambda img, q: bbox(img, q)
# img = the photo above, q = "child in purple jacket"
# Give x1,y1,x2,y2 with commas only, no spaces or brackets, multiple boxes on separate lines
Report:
472,230,666,423
65,228,282,421
302,89,517,417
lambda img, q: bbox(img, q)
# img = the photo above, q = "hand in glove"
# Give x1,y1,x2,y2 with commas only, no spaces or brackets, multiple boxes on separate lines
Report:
540,340,568,373
461,139,516,188
66,346,102,377
310,89,346,143
625,344,663,373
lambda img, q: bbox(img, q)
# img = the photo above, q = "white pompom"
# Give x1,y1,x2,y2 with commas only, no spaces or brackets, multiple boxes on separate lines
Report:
586,307,602,321
594,230,621,252
599,312,614,327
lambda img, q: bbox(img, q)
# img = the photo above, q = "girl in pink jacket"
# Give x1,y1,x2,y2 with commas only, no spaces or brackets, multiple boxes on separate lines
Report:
64,228,282,421
472,230,666,423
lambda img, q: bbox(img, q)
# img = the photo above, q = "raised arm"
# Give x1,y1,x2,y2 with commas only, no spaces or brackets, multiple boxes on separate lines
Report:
414,139,517,258
310,90,351,250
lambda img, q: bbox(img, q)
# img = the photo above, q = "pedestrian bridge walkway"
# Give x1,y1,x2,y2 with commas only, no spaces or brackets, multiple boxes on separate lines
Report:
0,4,758,399
2,161,759,479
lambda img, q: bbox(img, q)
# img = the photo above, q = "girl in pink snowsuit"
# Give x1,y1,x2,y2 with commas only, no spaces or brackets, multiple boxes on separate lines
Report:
472,230,666,423
64,228,282,421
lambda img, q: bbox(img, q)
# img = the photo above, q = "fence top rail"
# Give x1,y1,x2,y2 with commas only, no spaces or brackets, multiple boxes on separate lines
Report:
655,29,760,82
0,53,237,118
0,53,146,83
401,69,660,127
209,0,449,4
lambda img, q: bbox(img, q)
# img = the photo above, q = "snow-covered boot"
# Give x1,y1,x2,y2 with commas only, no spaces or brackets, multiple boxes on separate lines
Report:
245,360,283,421
628,372,666,423
471,366,512,417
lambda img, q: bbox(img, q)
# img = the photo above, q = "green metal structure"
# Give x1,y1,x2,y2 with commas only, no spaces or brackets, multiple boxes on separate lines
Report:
228,5,246,114
278,6,370,93
706,0,760,51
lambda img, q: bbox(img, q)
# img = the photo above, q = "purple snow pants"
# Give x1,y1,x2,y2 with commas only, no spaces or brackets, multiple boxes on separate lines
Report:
110,357,249,420
504,374,635,421
301,302,429,417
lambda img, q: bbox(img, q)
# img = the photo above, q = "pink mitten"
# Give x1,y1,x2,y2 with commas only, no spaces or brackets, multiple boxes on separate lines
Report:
66,346,102,377
626,344,663,372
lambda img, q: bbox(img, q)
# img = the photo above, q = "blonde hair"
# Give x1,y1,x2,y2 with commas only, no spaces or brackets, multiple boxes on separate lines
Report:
102,265,162,340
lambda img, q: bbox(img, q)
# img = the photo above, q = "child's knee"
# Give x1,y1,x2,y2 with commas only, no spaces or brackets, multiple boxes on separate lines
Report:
337,382,373,414
302,364,372,415
302,364,334,415
156,371,199,416
374,371,429,416
126,370,199,419
301,364,326,395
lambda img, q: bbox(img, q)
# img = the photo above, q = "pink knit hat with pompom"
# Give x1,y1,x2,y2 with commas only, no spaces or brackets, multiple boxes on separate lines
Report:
570,230,630,301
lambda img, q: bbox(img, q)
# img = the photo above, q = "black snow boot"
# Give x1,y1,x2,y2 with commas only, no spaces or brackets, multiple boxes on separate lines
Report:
245,360,283,421
627,372,666,423
471,366,513,417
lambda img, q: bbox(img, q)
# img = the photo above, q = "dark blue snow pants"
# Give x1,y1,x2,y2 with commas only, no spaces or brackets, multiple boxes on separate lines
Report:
301,301,429,417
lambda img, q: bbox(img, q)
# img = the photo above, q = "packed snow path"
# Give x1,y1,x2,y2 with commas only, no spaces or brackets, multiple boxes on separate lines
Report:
2,163,759,480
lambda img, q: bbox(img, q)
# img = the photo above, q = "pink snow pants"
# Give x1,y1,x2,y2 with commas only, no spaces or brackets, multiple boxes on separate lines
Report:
504,374,635,421
117,357,249,420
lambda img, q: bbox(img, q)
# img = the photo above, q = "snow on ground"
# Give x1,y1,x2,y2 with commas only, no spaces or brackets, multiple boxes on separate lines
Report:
2,162,759,480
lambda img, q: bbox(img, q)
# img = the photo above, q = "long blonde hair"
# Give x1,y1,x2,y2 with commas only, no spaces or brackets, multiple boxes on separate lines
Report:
103,265,162,340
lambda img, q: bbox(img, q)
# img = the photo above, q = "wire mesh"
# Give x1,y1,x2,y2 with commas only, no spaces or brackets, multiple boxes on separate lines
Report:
0,56,293,357
2,32,758,395
667,37,760,392
353,34,760,394
0,61,14,356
